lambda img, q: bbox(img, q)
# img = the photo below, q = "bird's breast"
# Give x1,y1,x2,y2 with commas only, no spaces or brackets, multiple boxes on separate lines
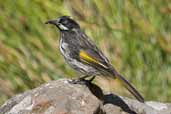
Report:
59,38,69,57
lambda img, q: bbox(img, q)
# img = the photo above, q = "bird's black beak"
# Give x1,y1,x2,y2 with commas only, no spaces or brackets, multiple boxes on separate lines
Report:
45,19,58,25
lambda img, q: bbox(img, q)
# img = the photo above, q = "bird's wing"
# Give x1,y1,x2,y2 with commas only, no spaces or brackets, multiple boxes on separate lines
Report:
78,32,111,70
79,50,109,69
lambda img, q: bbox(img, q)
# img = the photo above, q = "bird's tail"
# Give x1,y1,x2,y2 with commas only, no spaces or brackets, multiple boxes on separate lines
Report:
111,69,144,103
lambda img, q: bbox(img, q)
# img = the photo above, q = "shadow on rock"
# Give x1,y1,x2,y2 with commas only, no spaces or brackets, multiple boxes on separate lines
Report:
83,79,137,114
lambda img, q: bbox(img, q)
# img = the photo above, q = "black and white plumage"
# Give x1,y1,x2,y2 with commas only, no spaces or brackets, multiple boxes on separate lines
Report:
45,16,144,103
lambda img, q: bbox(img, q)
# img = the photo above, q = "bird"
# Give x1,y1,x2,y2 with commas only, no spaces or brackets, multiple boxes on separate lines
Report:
45,16,144,103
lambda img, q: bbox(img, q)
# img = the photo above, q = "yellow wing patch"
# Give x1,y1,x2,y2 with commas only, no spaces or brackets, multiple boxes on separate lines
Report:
79,51,98,63
79,51,108,68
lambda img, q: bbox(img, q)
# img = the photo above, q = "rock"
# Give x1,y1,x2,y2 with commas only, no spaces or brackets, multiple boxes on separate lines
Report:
0,79,171,114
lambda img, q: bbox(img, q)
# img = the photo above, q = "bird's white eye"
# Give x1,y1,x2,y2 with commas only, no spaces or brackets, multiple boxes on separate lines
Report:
62,19,68,24
58,24,69,30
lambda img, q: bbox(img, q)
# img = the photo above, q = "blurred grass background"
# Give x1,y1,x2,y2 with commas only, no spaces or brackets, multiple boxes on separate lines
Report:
0,0,171,105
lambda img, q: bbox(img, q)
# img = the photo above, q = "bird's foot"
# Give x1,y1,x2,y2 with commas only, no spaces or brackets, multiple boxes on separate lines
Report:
68,76,95,85
68,78,87,85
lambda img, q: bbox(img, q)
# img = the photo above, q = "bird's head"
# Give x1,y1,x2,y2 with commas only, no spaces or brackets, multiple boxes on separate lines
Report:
45,16,80,31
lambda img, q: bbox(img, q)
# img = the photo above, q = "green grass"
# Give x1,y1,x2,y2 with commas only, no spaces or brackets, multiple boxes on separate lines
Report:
0,0,171,105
